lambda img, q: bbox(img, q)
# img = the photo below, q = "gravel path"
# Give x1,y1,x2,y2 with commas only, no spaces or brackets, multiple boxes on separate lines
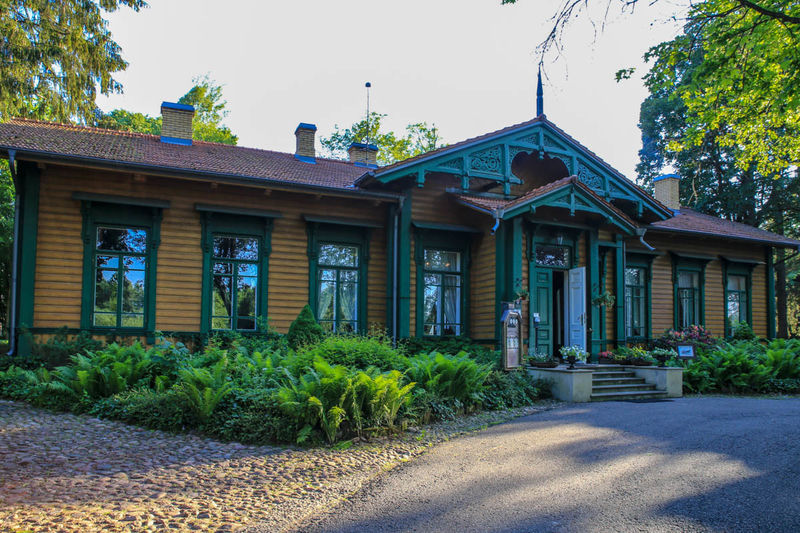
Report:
0,399,557,532
294,397,800,533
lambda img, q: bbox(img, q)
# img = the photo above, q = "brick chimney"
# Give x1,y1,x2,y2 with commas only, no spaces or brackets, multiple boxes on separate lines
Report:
348,142,378,168
294,123,317,162
653,174,681,211
160,102,195,145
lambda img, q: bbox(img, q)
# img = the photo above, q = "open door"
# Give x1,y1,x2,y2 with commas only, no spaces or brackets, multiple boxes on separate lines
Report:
567,266,587,351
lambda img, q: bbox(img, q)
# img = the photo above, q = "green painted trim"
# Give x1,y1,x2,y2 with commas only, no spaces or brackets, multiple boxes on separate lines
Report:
413,227,471,337
412,221,482,233
196,203,281,219
494,221,506,343
671,253,710,329
614,234,626,347
767,248,776,339
385,205,397,335
588,229,600,356
200,212,273,333
15,162,41,355
397,192,412,338
307,222,371,333
599,248,608,351
303,214,383,229
626,253,655,342
510,217,523,298
79,200,163,336
722,258,755,338
72,192,170,209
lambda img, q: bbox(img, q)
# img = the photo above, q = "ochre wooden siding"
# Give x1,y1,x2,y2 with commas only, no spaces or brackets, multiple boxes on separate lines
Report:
640,235,769,338
471,227,496,340
33,165,388,334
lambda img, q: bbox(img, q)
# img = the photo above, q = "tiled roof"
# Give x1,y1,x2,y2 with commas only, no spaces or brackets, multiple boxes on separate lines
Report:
454,176,637,228
650,208,800,248
0,119,368,191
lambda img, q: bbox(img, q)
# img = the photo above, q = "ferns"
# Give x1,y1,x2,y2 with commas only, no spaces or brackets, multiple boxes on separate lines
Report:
178,359,233,420
403,351,492,407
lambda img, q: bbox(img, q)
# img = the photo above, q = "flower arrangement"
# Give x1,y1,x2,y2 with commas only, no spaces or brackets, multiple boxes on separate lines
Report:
591,290,616,308
559,345,588,361
512,277,529,302
655,325,717,351
598,350,615,363
529,352,558,368
651,348,678,367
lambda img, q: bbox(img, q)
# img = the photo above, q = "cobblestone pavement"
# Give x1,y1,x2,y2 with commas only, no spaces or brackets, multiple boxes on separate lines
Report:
0,399,557,532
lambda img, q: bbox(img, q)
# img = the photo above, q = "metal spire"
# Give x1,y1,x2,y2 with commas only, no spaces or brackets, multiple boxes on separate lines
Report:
536,67,544,117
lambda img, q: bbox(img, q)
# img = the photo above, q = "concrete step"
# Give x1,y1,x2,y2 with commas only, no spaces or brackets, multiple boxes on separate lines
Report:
592,377,647,385
593,371,636,379
592,384,657,393
591,390,669,402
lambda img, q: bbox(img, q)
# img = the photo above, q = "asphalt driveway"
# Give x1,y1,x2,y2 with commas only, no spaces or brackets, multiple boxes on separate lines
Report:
294,397,800,533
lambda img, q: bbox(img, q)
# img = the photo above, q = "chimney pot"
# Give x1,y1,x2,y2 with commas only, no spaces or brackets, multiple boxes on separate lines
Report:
348,142,379,168
653,174,681,211
295,123,317,162
160,102,195,145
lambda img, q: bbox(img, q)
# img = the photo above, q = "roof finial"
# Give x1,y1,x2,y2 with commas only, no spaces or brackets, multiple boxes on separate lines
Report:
536,67,544,117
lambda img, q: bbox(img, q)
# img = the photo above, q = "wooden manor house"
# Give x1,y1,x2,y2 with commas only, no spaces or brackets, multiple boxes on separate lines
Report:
1,92,798,357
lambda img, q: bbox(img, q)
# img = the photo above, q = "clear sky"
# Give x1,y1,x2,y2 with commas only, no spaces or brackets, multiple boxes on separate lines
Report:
97,0,685,182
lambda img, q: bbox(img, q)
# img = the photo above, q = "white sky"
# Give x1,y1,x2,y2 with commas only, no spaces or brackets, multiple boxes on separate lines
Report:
97,0,686,182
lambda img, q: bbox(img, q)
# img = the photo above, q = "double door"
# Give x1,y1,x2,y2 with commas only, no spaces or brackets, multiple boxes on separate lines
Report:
531,266,586,356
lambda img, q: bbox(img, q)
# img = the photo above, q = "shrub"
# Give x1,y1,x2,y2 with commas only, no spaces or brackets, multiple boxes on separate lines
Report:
683,344,771,393
730,321,756,341
287,305,325,350
400,336,500,368
24,327,104,368
655,325,718,352
204,388,296,444
177,358,233,420
403,351,492,408
761,341,800,379
298,334,404,370
764,378,800,394
91,388,197,432
481,370,550,410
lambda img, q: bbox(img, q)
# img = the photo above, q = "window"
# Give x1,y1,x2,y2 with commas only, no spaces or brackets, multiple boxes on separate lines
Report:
536,245,570,268
211,236,260,331
726,274,749,335
199,208,275,334
80,198,163,333
317,243,359,332
677,271,700,328
93,227,148,328
624,267,647,339
423,249,462,335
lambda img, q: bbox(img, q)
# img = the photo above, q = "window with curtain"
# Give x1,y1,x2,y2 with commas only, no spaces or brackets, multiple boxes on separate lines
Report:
211,236,259,331
317,243,359,332
677,270,700,328
93,227,148,328
423,249,462,335
726,274,748,335
624,267,647,339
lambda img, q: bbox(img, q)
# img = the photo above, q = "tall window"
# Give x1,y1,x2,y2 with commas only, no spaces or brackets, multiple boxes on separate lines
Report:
211,236,259,331
423,249,462,335
624,267,647,339
317,243,359,332
677,271,700,328
93,227,148,328
726,274,749,334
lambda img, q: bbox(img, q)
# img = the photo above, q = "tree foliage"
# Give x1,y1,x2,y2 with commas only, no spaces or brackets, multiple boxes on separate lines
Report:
96,77,238,145
0,0,146,124
320,112,444,165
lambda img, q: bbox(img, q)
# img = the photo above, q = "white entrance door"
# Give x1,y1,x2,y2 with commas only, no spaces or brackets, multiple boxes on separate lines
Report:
567,266,587,351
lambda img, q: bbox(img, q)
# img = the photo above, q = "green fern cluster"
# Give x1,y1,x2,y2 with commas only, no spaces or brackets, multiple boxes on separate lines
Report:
403,351,492,408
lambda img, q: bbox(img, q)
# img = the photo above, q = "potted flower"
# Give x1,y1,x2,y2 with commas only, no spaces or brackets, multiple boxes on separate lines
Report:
529,352,558,368
591,290,616,309
598,350,616,364
559,345,588,370
627,346,655,366
651,348,677,367
512,277,529,307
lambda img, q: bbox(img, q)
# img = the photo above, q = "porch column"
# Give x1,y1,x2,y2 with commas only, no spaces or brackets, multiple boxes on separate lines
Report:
588,229,601,356
614,234,626,347
494,217,523,343
766,247,776,339
397,190,412,338
15,162,41,356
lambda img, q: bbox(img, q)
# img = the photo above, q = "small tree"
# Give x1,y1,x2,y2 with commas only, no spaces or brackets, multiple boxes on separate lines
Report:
287,305,324,350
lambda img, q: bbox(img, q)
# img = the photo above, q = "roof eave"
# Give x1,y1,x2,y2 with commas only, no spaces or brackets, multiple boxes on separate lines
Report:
0,147,402,203
647,225,800,249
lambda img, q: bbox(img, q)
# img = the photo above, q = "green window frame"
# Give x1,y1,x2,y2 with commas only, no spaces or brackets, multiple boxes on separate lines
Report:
671,254,710,330
80,200,164,335
722,258,755,338
624,266,647,340
414,228,471,337
307,221,371,333
199,208,276,334
316,243,361,333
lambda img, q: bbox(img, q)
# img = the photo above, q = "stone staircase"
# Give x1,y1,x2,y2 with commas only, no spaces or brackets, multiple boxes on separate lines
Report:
591,367,668,401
